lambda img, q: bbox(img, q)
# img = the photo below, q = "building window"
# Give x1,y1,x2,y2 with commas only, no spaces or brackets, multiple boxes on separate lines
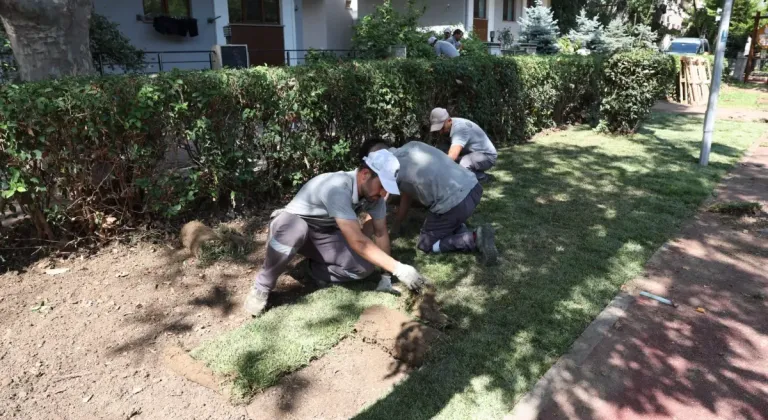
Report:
143,0,191,17
474,0,487,19
229,0,281,24
503,0,515,21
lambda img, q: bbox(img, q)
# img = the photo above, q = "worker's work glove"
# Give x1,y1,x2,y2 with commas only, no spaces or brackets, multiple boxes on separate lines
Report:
375,274,401,296
393,262,428,292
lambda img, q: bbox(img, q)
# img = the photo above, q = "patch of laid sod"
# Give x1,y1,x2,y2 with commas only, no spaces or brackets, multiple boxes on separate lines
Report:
708,201,762,216
353,113,765,419
193,112,766,417
719,83,768,111
191,286,398,400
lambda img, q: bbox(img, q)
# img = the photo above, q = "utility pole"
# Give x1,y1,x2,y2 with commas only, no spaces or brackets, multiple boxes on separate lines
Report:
699,0,734,166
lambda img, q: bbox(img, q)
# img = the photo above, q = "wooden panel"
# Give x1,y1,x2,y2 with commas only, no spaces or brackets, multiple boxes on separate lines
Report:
473,19,488,42
229,24,285,66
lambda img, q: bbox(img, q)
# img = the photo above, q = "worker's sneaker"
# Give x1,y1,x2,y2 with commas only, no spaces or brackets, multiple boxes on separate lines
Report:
476,224,498,266
243,288,269,317
477,173,496,184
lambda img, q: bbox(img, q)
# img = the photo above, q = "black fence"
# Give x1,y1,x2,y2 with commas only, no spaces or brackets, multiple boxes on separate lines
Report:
248,49,361,67
95,50,216,74
0,48,364,82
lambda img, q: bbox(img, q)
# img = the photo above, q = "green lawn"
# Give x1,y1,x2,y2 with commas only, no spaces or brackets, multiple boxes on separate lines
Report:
719,82,768,111
192,113,765,417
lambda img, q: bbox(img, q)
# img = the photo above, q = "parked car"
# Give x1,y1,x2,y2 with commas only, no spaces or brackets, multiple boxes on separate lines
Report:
666,37,710,55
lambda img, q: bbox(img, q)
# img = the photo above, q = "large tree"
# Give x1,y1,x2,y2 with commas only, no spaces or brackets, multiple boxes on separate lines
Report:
0,0,94,81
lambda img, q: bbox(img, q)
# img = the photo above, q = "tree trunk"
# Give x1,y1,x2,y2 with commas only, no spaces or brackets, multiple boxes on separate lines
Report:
0,0,93,81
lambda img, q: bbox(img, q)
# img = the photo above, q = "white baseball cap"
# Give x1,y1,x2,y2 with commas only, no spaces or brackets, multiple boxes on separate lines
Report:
428,36,437,45
444,28,451,34
430,107,450,132
363,150,400,195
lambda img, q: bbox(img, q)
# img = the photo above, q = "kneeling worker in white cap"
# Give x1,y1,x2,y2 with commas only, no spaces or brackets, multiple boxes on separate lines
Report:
430,107,498,182
428,36,459,58
244,150,428,317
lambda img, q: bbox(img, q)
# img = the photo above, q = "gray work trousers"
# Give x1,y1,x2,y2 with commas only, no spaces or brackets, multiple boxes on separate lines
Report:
460,152,497,181
417,183,483,254
252,212,374,293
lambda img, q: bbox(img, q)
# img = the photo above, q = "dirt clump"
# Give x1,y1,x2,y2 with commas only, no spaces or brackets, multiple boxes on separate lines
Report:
410,285,451,329
180,221,220,257
354,305,441,367
163,346,224,394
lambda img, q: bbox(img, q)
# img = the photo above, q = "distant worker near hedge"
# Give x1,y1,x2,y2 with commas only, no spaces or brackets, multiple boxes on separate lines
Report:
243,150,429,317
447,29,463,50
443,28,452,41
430,108,498,182
428,36,459,58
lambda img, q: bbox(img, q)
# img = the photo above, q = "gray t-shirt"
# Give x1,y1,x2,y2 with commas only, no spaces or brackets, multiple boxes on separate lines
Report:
284,170,386,229
447,37,462,49
390,142,478,215
434,40,459,58
450,117,498,156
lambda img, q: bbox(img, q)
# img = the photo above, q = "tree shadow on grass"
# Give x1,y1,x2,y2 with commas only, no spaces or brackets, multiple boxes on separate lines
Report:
351,114,766,419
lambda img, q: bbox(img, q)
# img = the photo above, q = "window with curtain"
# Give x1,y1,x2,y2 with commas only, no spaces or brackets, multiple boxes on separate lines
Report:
474,0,487,19
229,0,281,24
143,0,191,17
503,0,515,21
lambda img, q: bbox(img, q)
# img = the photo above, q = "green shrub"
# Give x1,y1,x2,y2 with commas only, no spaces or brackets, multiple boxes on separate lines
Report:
0,53,674,241
600,50,676,133
351,0,429,59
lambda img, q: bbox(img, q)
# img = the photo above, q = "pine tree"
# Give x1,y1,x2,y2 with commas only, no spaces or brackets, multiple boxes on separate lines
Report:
519,0,560,54
602,17,633,53
632,23,658,50
567,8,605,53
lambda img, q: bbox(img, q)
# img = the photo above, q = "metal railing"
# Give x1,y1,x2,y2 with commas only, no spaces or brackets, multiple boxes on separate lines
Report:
0,48,364,82
248,49,361,66
95,50,216,74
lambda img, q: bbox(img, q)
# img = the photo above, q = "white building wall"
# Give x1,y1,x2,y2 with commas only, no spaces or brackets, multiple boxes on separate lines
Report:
93,0,221,71
325,0,356,50
302,0,329,49
357,0,468,34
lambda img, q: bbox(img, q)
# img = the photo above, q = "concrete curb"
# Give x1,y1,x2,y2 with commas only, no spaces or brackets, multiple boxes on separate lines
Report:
505,292,634,420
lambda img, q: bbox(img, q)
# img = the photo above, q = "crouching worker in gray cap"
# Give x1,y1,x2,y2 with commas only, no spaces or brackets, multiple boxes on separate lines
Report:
430,107,498,182
244,150,429,317
360,139,498,265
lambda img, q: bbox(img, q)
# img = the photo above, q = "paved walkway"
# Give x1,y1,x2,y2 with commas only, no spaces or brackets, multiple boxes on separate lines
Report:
508,139,768,420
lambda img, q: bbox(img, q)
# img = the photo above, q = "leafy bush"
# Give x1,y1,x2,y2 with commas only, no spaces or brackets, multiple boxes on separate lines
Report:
351,0,429,59
90,13,145,72
0,53,674,241
0,25,18,83
600,49,677,133
458,33,490,58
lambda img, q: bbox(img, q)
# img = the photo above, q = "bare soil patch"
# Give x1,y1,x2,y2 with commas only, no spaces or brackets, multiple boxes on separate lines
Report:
246,338,408,420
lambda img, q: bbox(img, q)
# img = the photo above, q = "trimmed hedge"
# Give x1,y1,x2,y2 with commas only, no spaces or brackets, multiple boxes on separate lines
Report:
600,50,677,133
0,53,675,240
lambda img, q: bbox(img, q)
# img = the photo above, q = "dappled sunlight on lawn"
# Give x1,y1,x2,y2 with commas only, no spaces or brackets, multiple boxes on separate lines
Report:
191,112,765,417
